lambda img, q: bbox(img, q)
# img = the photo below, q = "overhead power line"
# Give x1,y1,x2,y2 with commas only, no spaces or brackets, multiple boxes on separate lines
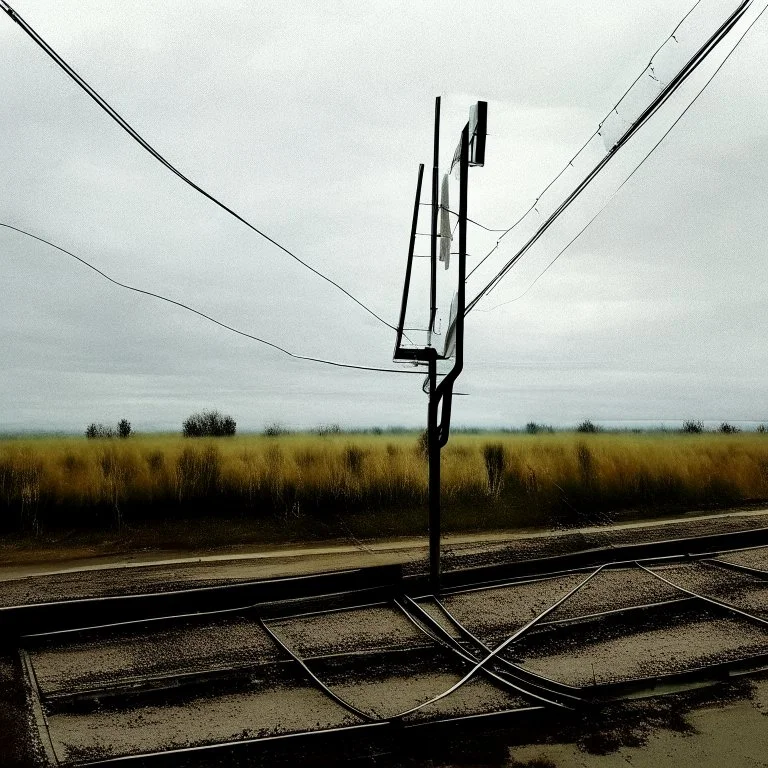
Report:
464,0,755,311
0,223,425,376
476,0,767,313
0,1,396,332
466,0,706,286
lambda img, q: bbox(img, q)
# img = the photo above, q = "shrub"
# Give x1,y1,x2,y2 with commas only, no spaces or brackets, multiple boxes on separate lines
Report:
719,422,740,434
343,445,365,475
482,443,506,495
758,424,767,434
416,429,430,460
576,442,596,486
682,420,704,434
315,424,342,437
263,422,288,437
176,444,221,500
182,410,236,437
117,419,132,439
576,420,599,434
526,422,554,434
85,423,115,439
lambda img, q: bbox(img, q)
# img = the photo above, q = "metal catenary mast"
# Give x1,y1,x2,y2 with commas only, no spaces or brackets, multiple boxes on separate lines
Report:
394,97,487,592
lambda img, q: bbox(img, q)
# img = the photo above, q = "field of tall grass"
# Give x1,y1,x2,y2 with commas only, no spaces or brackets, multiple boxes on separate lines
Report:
1,432,767,539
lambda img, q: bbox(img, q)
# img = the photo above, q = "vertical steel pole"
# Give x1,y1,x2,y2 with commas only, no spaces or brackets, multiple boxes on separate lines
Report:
428,96,440,347
428,356,440,592
428,124,469,593
427,96,441,592
457,125,468,376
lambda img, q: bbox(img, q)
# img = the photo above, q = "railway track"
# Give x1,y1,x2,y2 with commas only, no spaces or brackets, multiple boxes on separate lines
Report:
5,526,768,766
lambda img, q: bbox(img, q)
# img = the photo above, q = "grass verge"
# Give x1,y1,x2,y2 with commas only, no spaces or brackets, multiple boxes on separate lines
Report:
0,432,766,555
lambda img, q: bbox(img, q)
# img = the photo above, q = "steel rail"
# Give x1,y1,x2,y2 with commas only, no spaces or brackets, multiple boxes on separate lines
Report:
7,532,768,642
46,588,693,714
24,598,392,642
258,617,377,722
537,596,694,627
392,597,569,710
20,603,250,641
69,702,545,767
17,591,394,644
61,641,768,766
385,565,607,719
22,546,768,766
263,598,389,623
2,563,403,639
73,720,389,767
429,589,768,704
19,648,59,767
42,644,437,710
703,557,768,579
435,526,768,593
636,562,768,628
400,703,545,728
426,595,583,697
438,541,768,598
3,555,710,644
436,553,702,595
392,598,537,702
396,595,577,708
430,569,592,598
584,649,768,700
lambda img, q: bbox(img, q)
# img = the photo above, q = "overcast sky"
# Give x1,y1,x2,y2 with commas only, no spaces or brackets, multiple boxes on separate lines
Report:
2,0,767,432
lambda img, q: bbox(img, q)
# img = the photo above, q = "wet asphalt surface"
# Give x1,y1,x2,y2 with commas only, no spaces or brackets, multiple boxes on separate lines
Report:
2,516,768,766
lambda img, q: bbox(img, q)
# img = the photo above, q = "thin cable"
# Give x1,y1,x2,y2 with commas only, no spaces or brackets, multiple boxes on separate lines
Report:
419,202,503,233
0,223,425,375
465,0,752,313
470,0,750,307
464,0,703,285
442,208,507,233
476,0,767,314
464,0,742,284
0,2,396,332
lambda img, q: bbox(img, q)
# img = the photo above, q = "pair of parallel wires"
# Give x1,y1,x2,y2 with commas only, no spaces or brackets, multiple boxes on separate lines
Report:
464,0,767,314
0,1,424,376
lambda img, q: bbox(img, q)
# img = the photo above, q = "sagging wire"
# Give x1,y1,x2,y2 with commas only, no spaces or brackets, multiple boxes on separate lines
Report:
463,0,705,284
418,202,501,235
0,1,397,333
0,222,426,376
474,0,768,313
468,0,752,312
465,0,755,306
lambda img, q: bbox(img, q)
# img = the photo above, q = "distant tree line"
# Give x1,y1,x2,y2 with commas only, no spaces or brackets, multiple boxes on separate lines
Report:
85,419,132,439
83,414,766,439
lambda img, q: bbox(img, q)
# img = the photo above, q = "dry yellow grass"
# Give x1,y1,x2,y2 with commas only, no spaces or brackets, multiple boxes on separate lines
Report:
1,432,767,536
